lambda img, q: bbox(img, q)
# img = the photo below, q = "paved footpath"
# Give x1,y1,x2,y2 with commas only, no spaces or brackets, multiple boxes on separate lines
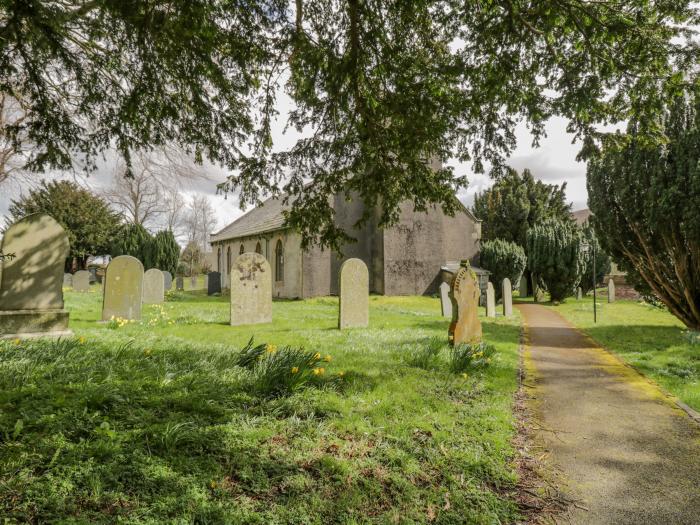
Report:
517,303,700,524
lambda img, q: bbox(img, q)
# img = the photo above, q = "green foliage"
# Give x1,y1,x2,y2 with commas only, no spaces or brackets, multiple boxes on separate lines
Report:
110,223,152,265
472,168,572,249
6,180,121,267
480,239,527,299
146,230,180,273
2,1,693,250
588,88,700,329
448,342,495,374
527,219,583,302
179,241,205,277
578,222,611,294
404,337,444,369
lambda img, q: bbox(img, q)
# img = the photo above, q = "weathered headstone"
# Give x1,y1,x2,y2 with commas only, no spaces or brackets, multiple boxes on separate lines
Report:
439,281,452,318
608,279,615,303
73,270,90,292
577,287,583,300
486,281,496,317
0,214,71,338
63,273,73,288
502,278,513,317
519,276,528,297
102,255,144,321
163,271,173,291
338,258,369,329
230,253,272,326
448,266,482,345
143,269,165,304
207,271,221,295
176,276,184,291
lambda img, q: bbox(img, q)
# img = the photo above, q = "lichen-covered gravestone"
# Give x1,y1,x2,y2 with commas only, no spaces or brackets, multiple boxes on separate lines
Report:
176,276,184,291
486,282,496,318
608,279,615,303
502,278,513,317
207,271,221,295
163,271,173,291
439,281,452,318
577,287,583,300
448,266,482,346
63,273,73,288
338,258,369,329
230,253,271,326
143,269,165,304
519,276,528,297
73,270,90,292
102,255,144,321
0,214,71,338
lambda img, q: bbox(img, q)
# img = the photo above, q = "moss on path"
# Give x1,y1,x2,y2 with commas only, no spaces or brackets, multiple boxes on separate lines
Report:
518,303,700,524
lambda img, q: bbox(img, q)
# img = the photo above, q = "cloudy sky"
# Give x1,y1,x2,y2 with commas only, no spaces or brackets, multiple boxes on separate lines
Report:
0,110,591,234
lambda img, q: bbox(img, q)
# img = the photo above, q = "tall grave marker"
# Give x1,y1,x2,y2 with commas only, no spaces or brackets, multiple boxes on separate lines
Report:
230,253,272,326
608,279,616,303
73,270,90,292
102,255,143,321
486,282,496,318
339,258,369,329
163,271,173,291
439,281,452,318
207,271,221,295
143,269,165,304
502,278,513,317
0,214,71,338
448,266,482,345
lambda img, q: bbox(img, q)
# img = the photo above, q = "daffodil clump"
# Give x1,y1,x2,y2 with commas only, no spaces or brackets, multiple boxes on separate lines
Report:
107,316,137,329
448,341,496,374
234,337,339,397
146,304,176,327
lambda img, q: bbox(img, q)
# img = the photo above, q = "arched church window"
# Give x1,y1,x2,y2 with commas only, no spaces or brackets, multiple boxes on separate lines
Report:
255,242,262,255
217,247,221,272
239,244,245,255
275,240,284,282
226,246,231,273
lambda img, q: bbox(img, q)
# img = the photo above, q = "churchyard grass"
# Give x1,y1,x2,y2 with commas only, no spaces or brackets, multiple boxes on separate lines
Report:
547,297,700,411
0,290,523,523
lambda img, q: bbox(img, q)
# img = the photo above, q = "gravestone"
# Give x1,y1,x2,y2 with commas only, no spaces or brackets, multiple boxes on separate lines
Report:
486,282,496,317
176,276,184,291
338,258,369,329
577,287,583,300
207,271,221,295
519,276,528,297
63,273,73,287
190,275,197,289
448,266,482,346
439,281,452,318
163,271,173,291
230,253,272,326
0,214,71,338
102,255,144,321
502,278,513,317
88,267,97,283
72,270,90,292
143,269,165,304
608,279,615,303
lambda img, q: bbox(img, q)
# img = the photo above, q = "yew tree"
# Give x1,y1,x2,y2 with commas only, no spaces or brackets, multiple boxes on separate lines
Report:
1,1,697,250
587,88,700,330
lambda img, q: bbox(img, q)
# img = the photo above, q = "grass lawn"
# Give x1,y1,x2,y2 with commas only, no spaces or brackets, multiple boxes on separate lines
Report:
546,297,700,411
0,289,523,524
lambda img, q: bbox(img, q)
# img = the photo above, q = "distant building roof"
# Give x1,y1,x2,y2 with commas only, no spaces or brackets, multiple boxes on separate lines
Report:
571,208,592,226
211,195,288,242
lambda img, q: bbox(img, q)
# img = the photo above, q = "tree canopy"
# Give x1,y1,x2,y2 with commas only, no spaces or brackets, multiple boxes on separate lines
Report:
2,1,697,248
6,180,121,268
588,87,700,329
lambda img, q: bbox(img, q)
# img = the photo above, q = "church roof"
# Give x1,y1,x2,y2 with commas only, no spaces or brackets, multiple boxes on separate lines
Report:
571,208,592,226
210,195,288,242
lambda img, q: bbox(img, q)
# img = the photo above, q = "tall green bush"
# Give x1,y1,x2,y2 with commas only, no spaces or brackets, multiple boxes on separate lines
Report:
526,219,583,302
111,223,152,265
147,230,180,274
479,239,527,299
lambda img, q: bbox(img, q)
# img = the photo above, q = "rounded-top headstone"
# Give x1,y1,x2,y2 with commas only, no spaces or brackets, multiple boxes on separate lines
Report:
73,270,90,292
230,253,272,326
207,271,221,295
486,281,496,318
502,278,513,317
439,281,452,318
143,268,165,304
0,214,70,311
163,271,173,291
63,273,73,287
338,258,369,329
608,279,616,303
102,255,144,321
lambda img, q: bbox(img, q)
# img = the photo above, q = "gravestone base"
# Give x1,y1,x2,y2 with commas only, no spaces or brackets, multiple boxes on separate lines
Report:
0,309,71,338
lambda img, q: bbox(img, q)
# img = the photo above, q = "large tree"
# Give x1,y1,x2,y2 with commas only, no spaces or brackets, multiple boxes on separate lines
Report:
1,1,696,249
587,88,700,330
6,180,121,270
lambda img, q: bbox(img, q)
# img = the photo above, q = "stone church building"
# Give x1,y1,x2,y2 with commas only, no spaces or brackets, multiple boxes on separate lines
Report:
210,192,482,298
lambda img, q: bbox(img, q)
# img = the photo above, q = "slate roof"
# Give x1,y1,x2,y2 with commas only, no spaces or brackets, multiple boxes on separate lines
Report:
210,196,288,242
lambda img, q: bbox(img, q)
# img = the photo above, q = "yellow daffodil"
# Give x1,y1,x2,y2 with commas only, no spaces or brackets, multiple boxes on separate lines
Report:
210,480,217,489
338,371,345,377
144,348,152,356
461,373,469,379
312,367,324,376
313,352,321,360
266,344,277,353
12,338,21,345
291,367,299,374
79,337,86,344
324,354,332,362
